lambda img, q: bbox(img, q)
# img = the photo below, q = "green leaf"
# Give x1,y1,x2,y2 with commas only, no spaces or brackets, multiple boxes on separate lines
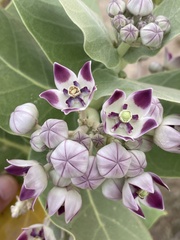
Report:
13,0,90,72
0,128,29,172
58,0,120,69
141,205,167,229
0,9,79,132
124,0,180,63
39,186,152,240
93,68,180,103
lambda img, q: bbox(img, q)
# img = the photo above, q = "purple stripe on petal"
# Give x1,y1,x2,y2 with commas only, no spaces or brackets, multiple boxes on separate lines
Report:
123,104,128,109
131,205,145,218
141,119,157,134
80,61,92,81
126,122,133,133
30,229,37,237
108,90,124,105
77,97,86,107
73,81,80,87
58,206,65,215
80,86,90,94
112,121,121,131
63,88,68,95
146,191,164,210
149,172,169,190
40,90,59,105
20,185,36,201
132,114,139,120
39,228,44,238
54,63,70,83
108,112,119,118
5,165,29,176
133,89,152,109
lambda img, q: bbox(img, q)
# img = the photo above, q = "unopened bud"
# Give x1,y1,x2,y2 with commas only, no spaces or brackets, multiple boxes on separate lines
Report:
112,14,128,32
107,0,126,18
127,0,153,17
148,61,163,73
30,129,46,152
140,23,163,49
40,119,68,148
9,103,39,135
155,15,171,34
120,23,139,44
92,134,106,149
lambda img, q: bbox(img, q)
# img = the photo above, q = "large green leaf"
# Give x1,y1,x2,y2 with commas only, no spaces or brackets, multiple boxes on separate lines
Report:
13,0,90,72
0,128,29,172
0,9,78,132
124,0,180,63
58,0,120,69
93,68,180,103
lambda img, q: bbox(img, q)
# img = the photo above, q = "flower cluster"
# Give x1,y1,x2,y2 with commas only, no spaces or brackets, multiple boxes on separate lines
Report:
107,0,171,49
6,61,179,228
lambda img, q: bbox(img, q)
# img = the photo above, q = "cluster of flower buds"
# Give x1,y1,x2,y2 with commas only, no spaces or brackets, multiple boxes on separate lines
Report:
6,61,180,228
107,0,171,49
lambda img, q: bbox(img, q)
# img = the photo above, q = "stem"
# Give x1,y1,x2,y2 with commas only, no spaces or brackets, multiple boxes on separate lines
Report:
117,42,131,57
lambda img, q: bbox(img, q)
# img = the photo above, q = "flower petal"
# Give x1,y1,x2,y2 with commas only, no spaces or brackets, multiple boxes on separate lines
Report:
47,187,67,216
39,89,67,110
78,61,95,89
127,172,154,193
65,189,82,223
6,159,38,167
122,181,139,211
149,172,169,190
102,178,123,200
54,62,77,90
126,89,152,117
140,184,164,210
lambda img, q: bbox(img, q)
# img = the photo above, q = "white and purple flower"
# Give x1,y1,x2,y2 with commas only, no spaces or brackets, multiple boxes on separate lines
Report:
122,172,169,217
40,61,97,115
101,88,159,141
5,160,48,207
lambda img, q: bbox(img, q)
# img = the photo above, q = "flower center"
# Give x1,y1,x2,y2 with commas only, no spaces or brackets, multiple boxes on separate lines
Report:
68,85,81,98
137,189,149,199
119,110,132,123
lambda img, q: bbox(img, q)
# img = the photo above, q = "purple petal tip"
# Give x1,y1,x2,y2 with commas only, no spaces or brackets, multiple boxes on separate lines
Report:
80,61,92,81
133,89,152,109
108,90,125,105
40,91,59,105
54,62,71,83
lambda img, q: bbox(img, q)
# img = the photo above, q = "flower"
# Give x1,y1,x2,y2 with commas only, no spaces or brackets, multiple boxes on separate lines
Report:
127,0,153,17
71,156,105,189
140,23,164,49
101,88,158,141
153,114,180,153
96,142,131,178
122,172,169,217
47,186,82,223
16,223,56,240
9,103,39,134
40,61,96,115
40,119,68,148
50,140,89,178
5,160,48,207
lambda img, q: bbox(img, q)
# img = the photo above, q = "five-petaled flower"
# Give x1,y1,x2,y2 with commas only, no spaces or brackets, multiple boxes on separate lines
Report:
40,61,97,115
122,172,169,217
101,88,159,141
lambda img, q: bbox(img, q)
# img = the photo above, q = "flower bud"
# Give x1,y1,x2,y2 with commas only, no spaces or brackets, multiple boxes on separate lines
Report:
125,135,153,152
91,134,106,149
107,0,126,18
127,0,153,17
126,150,147,177
120,23,139,44
30,129,47,152
112,14,128,32
140,23,163,49
148,61,163,73
40,119,68,149
155,15,171,34
72,131,91,150
9,103,39,134
153,114,180,153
